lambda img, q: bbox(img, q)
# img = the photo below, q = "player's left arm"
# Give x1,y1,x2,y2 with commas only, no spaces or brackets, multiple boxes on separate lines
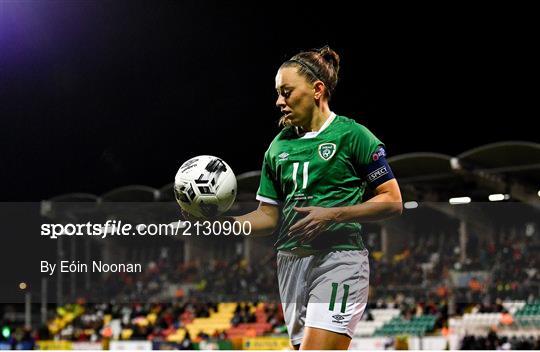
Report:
288,178,402,231
331,144,403,222
331,178,403,223
288,180,402,242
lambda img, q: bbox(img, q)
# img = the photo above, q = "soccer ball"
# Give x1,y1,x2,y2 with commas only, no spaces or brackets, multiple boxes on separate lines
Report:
174,155,237,218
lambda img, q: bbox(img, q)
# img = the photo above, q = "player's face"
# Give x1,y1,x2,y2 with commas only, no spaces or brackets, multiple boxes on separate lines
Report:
275,66,316,127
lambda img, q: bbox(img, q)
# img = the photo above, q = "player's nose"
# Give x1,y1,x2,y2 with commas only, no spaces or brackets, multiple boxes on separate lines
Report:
275,95,286,108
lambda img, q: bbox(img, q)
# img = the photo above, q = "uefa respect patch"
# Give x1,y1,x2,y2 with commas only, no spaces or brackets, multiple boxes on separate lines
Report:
367,166,389,182
372,147,386,161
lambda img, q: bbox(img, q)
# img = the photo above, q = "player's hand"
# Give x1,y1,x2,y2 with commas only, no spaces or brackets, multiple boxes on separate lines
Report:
287,206,336,244
181,209,235,225
180,209,204,223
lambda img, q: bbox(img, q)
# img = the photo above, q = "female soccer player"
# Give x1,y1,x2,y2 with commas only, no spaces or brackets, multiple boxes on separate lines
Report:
235,46,402,349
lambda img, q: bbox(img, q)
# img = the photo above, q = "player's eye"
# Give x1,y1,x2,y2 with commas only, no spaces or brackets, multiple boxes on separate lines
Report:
276,87,292,99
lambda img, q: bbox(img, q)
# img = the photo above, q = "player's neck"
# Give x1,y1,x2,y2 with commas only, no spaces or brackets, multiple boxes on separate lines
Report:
304,106,332,132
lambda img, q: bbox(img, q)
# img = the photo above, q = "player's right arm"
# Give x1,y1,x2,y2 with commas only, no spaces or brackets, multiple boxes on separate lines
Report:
231,202,279,237
183,203,279,237
230,144,282,236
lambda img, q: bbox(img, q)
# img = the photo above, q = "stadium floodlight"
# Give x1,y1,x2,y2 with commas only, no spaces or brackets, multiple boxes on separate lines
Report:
526,223,535,236
488,194,506,202
404,201,418,209
449,197,471,205
1,326,10,339
450,157,461,170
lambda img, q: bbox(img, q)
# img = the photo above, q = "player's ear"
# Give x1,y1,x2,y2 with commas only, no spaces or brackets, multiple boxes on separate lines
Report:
313,81,325,100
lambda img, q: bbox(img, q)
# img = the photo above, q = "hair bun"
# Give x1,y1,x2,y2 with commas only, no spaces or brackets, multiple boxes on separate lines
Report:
283,45,340,99
318,45,340,70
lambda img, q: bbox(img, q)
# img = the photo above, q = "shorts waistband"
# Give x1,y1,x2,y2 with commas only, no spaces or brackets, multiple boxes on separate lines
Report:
278,247,325,257
278,247,369,258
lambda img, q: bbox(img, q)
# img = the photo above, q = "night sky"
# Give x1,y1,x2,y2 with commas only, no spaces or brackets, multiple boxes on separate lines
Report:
1,2,538,200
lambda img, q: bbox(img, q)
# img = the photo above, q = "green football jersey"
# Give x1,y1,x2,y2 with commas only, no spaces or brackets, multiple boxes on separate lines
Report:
256,113,384,251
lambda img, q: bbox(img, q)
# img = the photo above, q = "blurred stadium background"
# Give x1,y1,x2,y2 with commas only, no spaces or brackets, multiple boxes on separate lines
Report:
1,141,538,350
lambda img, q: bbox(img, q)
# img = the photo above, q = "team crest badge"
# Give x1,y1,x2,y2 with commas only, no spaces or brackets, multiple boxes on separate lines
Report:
318,143,336,160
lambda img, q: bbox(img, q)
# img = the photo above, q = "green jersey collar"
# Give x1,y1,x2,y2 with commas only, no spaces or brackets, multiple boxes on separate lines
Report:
299,111,337,139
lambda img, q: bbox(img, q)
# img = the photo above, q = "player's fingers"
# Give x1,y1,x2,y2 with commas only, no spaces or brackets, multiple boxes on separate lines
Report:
293,206,312,213
288,224,309,238
288,227,305,238
290,220,318,239
289,219,317,237
299,232,313,244
181,210,200,222
288,216,311,233
300,224,326,244
300,227,320,244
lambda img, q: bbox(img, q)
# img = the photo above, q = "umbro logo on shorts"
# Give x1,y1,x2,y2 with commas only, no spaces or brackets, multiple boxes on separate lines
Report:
332,314,345,323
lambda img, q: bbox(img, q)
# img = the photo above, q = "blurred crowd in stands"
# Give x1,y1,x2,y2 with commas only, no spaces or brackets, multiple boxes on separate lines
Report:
1,227,539,348
461,331,540,350
73,227,539,312
1,300,286,348
95,252,280,303
370,229,539,308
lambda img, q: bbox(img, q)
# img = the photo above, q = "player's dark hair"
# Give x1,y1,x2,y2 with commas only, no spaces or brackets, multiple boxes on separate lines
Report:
278,46,340,127
281,45,340,99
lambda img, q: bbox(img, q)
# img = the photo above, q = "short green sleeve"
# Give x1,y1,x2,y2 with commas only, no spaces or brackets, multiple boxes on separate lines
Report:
350,123,384,167
256,149,281,204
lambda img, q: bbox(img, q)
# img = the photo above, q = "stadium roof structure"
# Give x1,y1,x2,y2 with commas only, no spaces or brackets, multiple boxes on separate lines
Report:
236,171,262,199
458,141,539,182
43,141,539,218
453,141,539,207
48,193,100,202
101,185,160,202
386,141,540,204
386,152,459,201
158,183,175,201
41,192,101,221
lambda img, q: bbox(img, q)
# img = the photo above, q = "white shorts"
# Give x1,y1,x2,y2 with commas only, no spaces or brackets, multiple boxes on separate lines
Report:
277,249,370,345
